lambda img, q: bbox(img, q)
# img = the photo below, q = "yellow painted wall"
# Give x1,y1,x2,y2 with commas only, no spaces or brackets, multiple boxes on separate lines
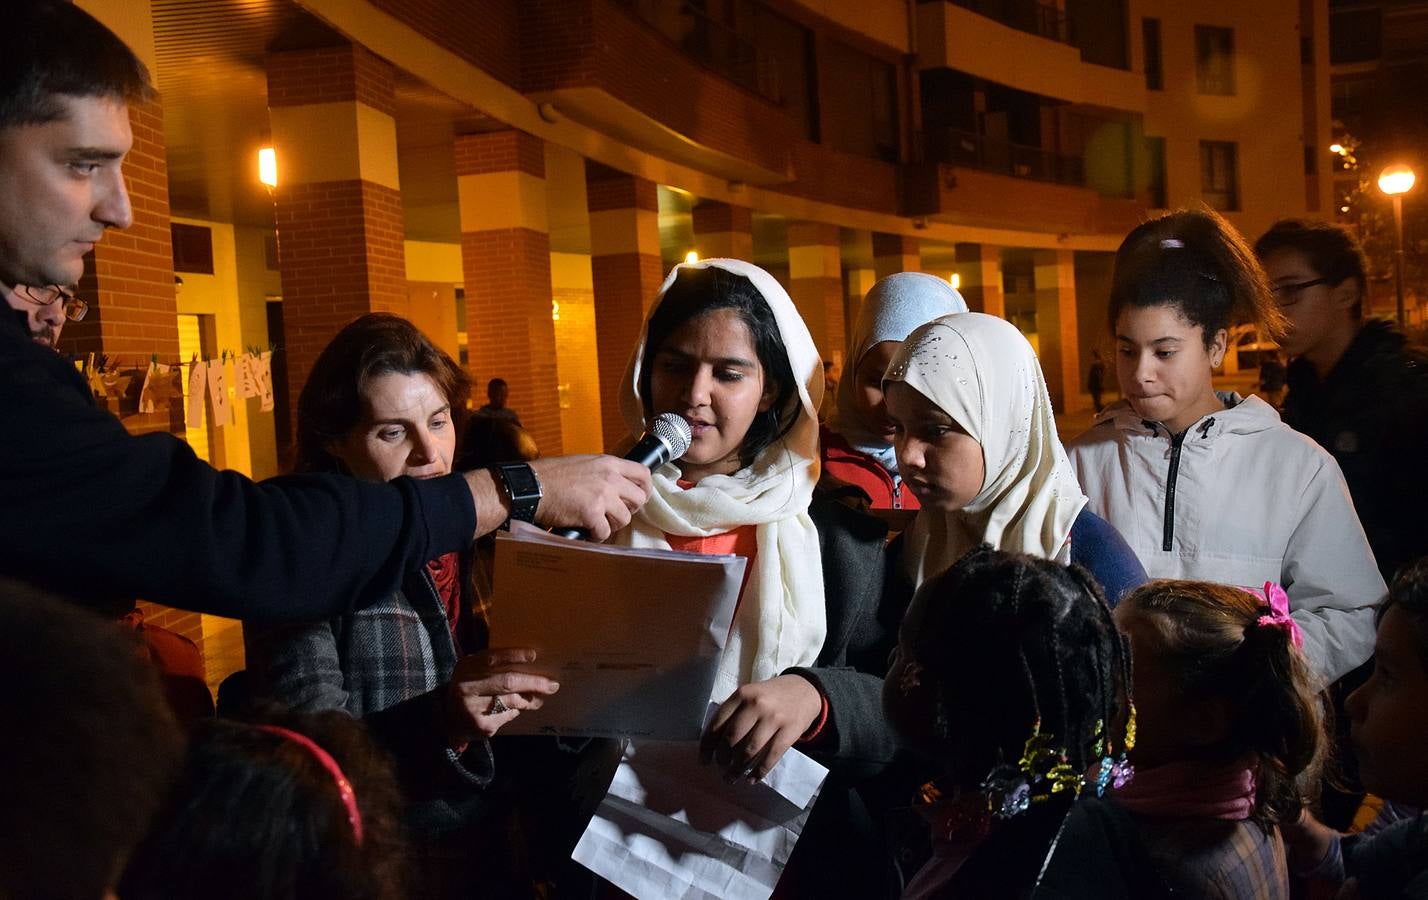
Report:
172,218,284,480
1140,0,1312,238
550,252,604,454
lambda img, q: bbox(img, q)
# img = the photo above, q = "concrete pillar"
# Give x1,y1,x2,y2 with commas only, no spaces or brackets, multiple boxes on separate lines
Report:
1033,248,1081,413
872,232,919,281
692,200,754,261
586,163,664,449
955,242,1006,318
267,43,407,440
787,221,845,367
456,129,562,453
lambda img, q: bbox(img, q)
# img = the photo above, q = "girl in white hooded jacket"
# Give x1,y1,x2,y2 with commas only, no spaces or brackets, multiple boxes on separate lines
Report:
1068,209,1383,684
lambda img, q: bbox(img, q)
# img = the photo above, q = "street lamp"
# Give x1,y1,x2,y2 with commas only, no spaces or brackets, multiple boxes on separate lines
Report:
1379,164,1415,328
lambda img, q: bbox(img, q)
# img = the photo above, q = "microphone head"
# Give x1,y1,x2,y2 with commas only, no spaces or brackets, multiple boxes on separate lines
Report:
651,412,693,459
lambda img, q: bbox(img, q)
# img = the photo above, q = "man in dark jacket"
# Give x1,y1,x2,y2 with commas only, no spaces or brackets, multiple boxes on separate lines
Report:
1256,219,1428,583
0,2,650,620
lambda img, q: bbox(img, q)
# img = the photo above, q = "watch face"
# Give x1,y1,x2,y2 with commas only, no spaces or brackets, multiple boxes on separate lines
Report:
500,464,541,499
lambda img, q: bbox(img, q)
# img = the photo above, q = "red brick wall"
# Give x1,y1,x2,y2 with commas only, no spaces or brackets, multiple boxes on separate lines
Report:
266,44,397,116
62,98,180,439
453,129,545,178
590,253,663,447
273,179,408,439
461,228,563,454
370,0,522,88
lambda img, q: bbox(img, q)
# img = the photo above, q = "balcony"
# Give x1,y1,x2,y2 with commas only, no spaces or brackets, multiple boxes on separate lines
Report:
948,0,1069,45
925,127,1085,187
917,1,1145,113
904,161,1145,236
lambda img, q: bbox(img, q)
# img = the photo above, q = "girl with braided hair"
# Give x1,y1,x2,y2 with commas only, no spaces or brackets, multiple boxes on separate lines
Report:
1113,579,1324,897
883,548,1154,899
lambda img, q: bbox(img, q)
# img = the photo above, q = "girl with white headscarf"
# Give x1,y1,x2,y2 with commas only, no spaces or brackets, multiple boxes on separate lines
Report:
883,312,1146,603
611,259,905,896
823,272,967,511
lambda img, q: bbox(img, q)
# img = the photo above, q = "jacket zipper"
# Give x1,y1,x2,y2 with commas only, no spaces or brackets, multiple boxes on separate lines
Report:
1161,427,1186,552
891,479,903,509
1158,417,1215,552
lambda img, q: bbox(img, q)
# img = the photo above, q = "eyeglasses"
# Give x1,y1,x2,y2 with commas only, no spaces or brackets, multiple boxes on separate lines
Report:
13,284,87,322
1271,277,1329,307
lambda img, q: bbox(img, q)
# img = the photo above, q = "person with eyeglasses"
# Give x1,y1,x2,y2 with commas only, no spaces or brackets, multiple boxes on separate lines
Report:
1256,218,1428,585
3,283,85,349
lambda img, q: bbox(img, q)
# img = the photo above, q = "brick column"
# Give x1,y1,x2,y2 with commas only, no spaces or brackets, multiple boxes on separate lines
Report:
787,221,845,367
457,129,562,453
955,242,1005,318
692,200,753,261
1033,249,1081,413
64,95,182,437
586,163,663,449
872,232,919,281
267,44,407,440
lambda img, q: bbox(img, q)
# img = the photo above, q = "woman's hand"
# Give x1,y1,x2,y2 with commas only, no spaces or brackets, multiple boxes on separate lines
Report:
699,674,823,782
443,647,559,747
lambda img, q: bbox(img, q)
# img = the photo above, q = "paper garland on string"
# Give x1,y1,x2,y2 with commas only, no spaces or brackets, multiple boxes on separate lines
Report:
182,351,278,428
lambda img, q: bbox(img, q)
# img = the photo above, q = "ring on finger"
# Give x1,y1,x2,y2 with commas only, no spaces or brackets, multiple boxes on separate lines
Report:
489,695,509,715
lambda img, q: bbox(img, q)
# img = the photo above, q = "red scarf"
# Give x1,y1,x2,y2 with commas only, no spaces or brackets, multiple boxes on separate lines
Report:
425,552,463,650
1112,754,1257,820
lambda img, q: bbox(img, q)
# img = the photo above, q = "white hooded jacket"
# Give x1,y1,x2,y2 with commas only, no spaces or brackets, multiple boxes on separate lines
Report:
1068,392,1383,683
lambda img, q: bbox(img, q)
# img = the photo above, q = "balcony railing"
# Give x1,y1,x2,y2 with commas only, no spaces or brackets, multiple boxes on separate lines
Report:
925,127,1086,187
943,0,1070,45
612,0,784,106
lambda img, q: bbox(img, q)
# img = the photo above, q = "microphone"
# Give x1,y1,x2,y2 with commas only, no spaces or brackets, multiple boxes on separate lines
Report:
551,413,693,540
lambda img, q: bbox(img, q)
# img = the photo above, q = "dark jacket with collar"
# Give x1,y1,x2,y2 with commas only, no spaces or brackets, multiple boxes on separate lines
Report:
244,559,493,835
1283,320,1428,581
0,308,476,619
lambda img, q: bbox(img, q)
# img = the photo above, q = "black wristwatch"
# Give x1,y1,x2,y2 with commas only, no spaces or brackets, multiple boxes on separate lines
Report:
493,462,542,529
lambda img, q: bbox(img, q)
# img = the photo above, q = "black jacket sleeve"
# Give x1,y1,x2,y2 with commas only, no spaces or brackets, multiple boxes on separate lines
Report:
786,488,906,778
0,329,476,620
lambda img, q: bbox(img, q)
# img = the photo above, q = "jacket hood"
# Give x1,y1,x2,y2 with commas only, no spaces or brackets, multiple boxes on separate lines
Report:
1092,392,1281,439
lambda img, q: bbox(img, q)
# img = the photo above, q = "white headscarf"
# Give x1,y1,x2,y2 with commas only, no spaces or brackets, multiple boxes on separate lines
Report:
885,313,1087,586
614,259,826,699
829,273,969,463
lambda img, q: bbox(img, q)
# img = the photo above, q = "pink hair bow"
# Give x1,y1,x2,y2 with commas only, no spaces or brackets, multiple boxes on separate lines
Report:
1243,582,1303,649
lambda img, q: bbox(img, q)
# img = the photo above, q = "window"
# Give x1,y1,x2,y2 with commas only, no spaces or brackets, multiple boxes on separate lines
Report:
1142,18,1163,90
1200,141,1239,211
1145,136,1167,208
1195,26,1235,95
171,223,215,275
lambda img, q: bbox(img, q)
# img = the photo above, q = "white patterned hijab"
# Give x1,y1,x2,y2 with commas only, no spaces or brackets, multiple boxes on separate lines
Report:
613,259,827,699
830,272,968,456
885,313,1087,586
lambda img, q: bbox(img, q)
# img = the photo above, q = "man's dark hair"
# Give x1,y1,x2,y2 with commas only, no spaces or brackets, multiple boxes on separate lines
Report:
1255,218,1368,319
0,579,183,900
487,378,507,391
1,1,155,128
1380,556,1428,670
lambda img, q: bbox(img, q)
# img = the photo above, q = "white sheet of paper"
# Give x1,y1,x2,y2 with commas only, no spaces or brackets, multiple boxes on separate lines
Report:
572,738,829,900
138,364,156,414
206,358,233,427
186,361,206,428
257,351,274,412
490,522,745,740
236,353,259,400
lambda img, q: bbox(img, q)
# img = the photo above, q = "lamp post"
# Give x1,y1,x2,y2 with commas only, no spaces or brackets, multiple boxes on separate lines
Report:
1378,164,1415,328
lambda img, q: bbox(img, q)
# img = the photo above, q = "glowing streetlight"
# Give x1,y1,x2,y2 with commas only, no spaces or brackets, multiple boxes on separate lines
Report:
949,272,961,290
258,147,277,188
684,250,699,264
1378,164,1416,328
1330,143,1344,155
